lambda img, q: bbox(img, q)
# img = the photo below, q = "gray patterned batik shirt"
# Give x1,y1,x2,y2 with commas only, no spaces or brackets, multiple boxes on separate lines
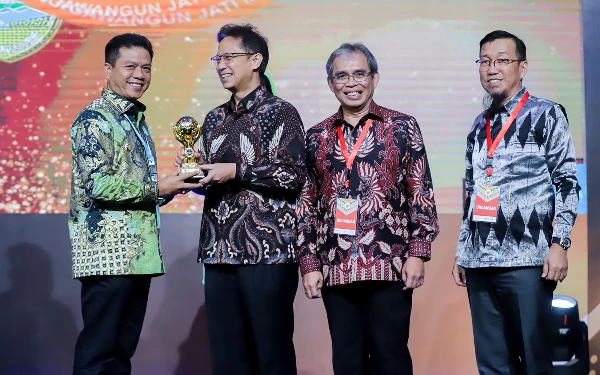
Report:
457,87,579,268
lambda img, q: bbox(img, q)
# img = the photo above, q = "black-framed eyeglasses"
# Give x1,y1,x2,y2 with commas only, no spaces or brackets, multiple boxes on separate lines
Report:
332,71,373,84
210,52,257,67
475,58,523,70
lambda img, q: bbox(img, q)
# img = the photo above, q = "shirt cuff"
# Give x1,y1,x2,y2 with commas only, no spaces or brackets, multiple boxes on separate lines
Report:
300,253,321,276
456,244,463,258
235,162,251,183
144,181,159,202
408,239,431,260
552,224,574,240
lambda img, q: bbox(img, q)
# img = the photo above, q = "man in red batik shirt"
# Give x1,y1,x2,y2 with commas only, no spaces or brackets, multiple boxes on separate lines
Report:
298,43,440,375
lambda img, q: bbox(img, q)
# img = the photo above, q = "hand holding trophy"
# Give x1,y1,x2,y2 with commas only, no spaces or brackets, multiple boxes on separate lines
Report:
173,116,204,181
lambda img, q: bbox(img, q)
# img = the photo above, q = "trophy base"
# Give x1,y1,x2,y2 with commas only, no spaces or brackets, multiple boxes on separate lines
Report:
181,167,204,183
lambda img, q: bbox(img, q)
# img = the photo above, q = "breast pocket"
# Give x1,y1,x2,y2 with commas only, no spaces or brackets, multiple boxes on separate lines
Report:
507,139,547,177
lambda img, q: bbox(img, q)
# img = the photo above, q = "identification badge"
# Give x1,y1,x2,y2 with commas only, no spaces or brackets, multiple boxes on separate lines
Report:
334,197,359,235
473,185,501,223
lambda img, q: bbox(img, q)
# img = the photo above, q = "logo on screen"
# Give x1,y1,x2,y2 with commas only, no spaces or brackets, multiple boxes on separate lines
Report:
0,1,61,63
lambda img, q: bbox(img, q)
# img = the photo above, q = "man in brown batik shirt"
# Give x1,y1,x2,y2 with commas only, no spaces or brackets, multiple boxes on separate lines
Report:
176,23,306,375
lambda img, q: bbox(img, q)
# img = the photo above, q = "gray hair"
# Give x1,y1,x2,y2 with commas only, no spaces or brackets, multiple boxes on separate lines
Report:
326,43,379,80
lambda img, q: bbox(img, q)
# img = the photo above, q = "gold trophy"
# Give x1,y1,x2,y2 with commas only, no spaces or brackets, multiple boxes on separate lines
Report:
173,116,204,180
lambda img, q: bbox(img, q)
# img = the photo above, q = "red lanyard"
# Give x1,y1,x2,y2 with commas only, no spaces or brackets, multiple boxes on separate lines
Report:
337,119,374,188
485,92,530,176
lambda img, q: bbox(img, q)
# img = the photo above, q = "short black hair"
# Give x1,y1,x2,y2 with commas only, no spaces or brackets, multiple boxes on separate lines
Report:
105,33,154,67
217,23,269,75
479,30,526,61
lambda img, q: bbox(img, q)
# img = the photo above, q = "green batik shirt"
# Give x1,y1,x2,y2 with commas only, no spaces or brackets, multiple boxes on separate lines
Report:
69,88,166,278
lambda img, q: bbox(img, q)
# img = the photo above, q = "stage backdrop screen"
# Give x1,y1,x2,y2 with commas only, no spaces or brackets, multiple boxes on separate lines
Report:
0,0,585,215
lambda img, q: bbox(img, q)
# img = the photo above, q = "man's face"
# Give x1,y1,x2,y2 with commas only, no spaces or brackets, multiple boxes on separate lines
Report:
479,38,527,103
215,36,262,93
328,52,379,111
104,47,152,102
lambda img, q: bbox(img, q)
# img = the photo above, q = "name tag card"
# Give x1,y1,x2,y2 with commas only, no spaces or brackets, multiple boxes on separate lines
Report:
473,185,500,223
334,197,359,235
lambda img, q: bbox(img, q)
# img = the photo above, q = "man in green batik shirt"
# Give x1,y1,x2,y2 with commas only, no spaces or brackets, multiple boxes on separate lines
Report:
69,33,201,375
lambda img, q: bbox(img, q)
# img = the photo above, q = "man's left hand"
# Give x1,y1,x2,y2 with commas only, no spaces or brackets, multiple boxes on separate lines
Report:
198,163,236,186
402,257,425,290
542,244,568,282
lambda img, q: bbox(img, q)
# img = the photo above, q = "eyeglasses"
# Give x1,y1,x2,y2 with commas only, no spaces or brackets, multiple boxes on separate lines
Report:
475,58,523,70
332,71,373,84
210,53,256,67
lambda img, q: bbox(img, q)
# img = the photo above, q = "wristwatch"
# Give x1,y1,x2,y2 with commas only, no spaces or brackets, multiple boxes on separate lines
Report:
552,237,572,250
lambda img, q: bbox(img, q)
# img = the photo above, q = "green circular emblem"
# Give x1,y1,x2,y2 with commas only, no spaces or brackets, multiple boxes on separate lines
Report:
0,1,62,63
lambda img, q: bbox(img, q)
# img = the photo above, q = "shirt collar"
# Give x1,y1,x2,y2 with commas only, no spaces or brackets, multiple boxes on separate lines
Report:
333,100,385,126
227,85,269,115
102,88,146,115
501,86,528,113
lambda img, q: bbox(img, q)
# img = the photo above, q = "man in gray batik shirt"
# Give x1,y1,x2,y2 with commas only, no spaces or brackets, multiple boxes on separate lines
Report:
452,30,580,375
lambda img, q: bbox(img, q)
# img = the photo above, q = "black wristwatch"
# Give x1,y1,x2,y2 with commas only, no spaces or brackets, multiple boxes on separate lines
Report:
552,237,572,250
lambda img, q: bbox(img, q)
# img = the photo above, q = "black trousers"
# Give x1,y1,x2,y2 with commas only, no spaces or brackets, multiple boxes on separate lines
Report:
465,267,557,375
321,281,414,375
73,276,152,375
204,263,299,375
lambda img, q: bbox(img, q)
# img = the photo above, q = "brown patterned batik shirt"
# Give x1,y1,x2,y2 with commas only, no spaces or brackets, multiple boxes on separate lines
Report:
198,85,307,265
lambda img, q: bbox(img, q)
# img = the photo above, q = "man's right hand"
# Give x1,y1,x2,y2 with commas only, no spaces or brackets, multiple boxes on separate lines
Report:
302,271,324,299
158,169,204,197
174,147,204,168
452,256,467,287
